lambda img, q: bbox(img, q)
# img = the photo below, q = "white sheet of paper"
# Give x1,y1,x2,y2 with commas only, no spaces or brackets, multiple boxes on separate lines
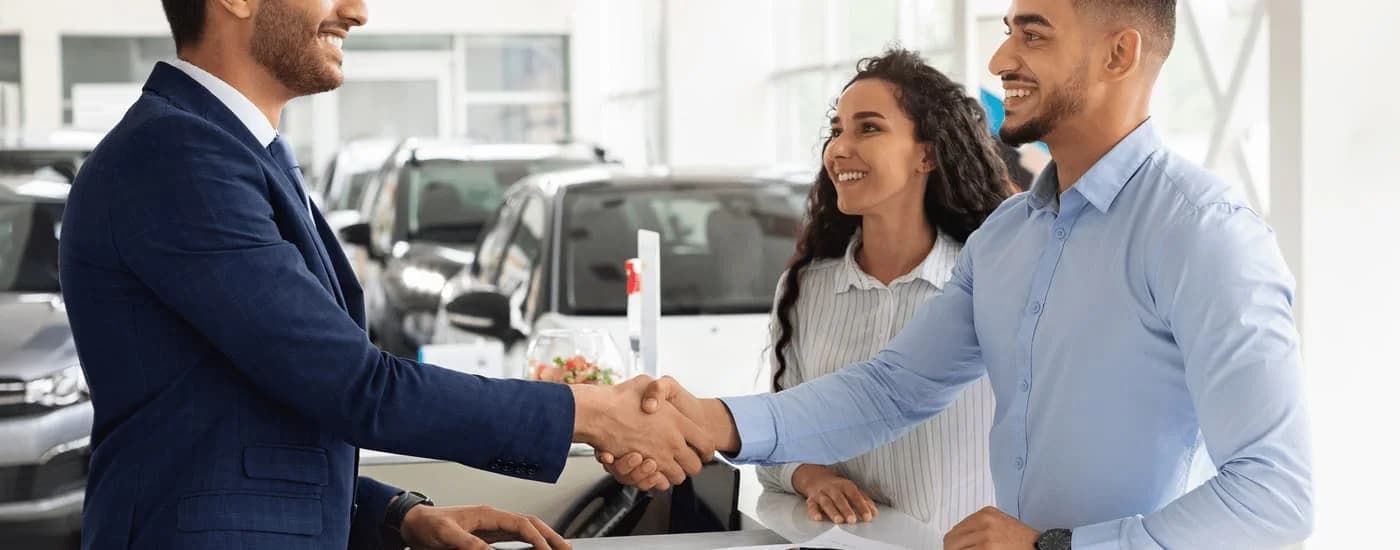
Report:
418,341,506,379
717,526,914,550
638,229,661,378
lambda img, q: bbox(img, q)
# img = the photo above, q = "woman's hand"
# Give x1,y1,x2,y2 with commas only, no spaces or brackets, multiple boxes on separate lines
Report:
791,464,878,525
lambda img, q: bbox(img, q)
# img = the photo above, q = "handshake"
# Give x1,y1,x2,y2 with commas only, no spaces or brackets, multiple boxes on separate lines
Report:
569,375,740,491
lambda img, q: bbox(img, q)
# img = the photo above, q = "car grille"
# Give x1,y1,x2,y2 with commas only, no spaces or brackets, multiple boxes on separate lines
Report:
0,378,85,418
0,447,88,505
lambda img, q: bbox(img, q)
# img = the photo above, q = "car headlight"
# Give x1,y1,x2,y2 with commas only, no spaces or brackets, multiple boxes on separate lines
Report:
399,265,448,297
0,366,89,409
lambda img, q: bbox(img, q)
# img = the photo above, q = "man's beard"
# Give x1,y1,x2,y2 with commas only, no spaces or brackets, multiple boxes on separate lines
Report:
251,0,342,96
999,65,1088,147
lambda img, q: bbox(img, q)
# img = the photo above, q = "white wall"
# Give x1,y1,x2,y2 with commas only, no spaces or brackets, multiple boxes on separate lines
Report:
1295,1,1400,547
570,0,775,168
0,0,573,133
660,0,773,167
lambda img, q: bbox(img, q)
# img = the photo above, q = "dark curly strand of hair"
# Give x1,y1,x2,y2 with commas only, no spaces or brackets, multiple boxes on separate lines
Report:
771,48,1013,391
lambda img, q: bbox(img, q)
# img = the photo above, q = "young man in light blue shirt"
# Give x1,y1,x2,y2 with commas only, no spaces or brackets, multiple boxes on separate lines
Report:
601,0,1312,548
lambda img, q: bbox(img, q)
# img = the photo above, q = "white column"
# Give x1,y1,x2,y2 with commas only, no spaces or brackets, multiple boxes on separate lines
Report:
1297,1,1400,548
19,26,61,132
661,0,774,167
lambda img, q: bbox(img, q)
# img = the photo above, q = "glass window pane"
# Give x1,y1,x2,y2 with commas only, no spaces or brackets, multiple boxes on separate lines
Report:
466,103,568,144
775,0,828,68
916,0,957,52
337,80,440,141
0,36,20,83
465,36,568,92
842,0,899,59
345,34,452,51
774,72,836,165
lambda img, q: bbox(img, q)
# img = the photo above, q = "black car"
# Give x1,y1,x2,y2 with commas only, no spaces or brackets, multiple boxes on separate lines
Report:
339,140,606,357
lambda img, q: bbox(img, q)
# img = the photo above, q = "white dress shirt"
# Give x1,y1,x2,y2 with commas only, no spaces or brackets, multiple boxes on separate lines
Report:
166,59,311,217
756,230,995,530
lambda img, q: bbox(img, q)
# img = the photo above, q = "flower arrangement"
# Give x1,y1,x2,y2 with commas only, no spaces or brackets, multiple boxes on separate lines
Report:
528,354,617,385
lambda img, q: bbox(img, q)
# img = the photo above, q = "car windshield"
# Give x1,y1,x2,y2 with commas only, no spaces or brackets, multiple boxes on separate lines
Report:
0,186,66,293
333,170,377,212
405,157,596,244
560,181,808,316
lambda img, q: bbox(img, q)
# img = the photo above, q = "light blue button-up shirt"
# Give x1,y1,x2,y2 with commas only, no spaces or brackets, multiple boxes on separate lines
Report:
722,121,1313,549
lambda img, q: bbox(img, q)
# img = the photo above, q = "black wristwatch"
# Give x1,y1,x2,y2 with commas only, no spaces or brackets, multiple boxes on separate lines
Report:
384,491,433,534
1035,528,1072,550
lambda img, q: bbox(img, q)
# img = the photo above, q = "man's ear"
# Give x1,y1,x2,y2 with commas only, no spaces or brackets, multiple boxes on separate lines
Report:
1103,28,1143,81
213,0,255,20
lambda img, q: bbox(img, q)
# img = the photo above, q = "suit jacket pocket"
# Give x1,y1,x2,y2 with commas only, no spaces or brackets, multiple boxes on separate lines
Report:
244,445,329,486
177,491,322,535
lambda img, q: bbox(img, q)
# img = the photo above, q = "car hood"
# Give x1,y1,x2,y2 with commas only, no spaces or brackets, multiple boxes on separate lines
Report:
398,241,477,271
0,292,79,380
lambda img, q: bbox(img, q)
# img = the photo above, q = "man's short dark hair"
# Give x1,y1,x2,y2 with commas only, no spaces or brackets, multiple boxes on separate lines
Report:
1076,0,1177,63
161,0,208,51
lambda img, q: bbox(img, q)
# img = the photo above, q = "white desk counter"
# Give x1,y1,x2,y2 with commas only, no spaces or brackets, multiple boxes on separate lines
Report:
739,490,944,550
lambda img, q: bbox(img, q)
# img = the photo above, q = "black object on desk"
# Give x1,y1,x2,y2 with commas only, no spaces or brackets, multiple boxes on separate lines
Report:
668,459,741,533
554,460,741,538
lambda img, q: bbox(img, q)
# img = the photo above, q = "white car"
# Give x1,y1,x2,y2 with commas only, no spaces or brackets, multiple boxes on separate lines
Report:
426,166,811,399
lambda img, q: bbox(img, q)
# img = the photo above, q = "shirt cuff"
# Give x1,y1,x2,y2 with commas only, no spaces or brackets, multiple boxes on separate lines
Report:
717,394,779,464
777,462,803,494
1073,515,1164,550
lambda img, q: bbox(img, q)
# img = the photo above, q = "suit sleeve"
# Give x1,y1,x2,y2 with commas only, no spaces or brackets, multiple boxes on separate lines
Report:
350,476,402,550
107,115,574,482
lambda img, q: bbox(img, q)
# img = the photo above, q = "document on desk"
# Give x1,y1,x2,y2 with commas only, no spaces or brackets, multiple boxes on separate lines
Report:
720,526,913,550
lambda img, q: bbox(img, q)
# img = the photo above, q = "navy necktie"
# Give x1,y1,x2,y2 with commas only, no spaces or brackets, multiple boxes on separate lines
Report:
268,136,313,219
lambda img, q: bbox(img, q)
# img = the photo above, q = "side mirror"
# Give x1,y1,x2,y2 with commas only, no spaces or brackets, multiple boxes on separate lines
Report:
444,290,523,346
339,222,372,248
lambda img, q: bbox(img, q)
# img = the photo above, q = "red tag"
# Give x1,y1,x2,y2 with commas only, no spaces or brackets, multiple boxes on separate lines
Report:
625,259,642,295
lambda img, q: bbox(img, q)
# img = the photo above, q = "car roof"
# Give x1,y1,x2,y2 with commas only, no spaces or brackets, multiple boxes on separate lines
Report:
519,165,815,195
0,174,70,202
395,138,604,163
0,129,104,152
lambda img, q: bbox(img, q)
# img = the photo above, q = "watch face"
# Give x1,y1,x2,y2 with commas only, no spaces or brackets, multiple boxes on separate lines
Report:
1038,529,1072,550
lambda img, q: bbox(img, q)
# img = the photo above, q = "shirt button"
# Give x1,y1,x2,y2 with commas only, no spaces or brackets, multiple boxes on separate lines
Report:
1019,380,1029,392
1054,228,1067,240
1029,302,1042,314
1015,457,1025,470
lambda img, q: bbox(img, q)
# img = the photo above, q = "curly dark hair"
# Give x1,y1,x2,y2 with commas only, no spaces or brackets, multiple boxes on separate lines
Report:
771,48,1013,391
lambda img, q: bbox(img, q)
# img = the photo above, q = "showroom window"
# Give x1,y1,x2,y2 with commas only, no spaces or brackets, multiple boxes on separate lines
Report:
598,0,663,166
1156,0,1271,213
463,35,570,144
0,35,20,130
770,0,965,166
60,36,175,128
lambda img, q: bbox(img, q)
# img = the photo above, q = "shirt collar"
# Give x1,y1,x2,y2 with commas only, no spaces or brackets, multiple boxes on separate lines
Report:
168,58,278,148
837,229,960,294
1025,118,1163,215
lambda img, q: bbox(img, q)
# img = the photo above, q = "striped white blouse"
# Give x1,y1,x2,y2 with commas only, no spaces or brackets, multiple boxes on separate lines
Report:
756,230,996,531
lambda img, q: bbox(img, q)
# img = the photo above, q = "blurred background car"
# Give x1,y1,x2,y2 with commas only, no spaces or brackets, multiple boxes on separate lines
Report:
428,166,810,399
338,140,609,357
0,142,93,547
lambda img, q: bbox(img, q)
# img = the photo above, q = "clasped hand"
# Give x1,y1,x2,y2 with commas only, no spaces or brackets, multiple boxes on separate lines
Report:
590,376,716,491
575,375,716,488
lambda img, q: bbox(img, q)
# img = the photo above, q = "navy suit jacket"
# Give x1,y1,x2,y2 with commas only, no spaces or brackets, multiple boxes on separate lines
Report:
59,62,575,550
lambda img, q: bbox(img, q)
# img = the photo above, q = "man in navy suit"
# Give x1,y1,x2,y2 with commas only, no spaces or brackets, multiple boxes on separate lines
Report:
58,1,714,549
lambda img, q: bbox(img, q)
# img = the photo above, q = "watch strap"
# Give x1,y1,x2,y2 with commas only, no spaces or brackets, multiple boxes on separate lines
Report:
384,490,433,534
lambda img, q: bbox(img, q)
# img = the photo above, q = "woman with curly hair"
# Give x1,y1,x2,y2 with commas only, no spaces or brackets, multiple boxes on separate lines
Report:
756,48,1014,531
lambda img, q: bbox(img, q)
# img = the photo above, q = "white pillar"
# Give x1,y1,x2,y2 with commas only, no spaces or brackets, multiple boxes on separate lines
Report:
19,26,61,132
1296,1,1400,548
